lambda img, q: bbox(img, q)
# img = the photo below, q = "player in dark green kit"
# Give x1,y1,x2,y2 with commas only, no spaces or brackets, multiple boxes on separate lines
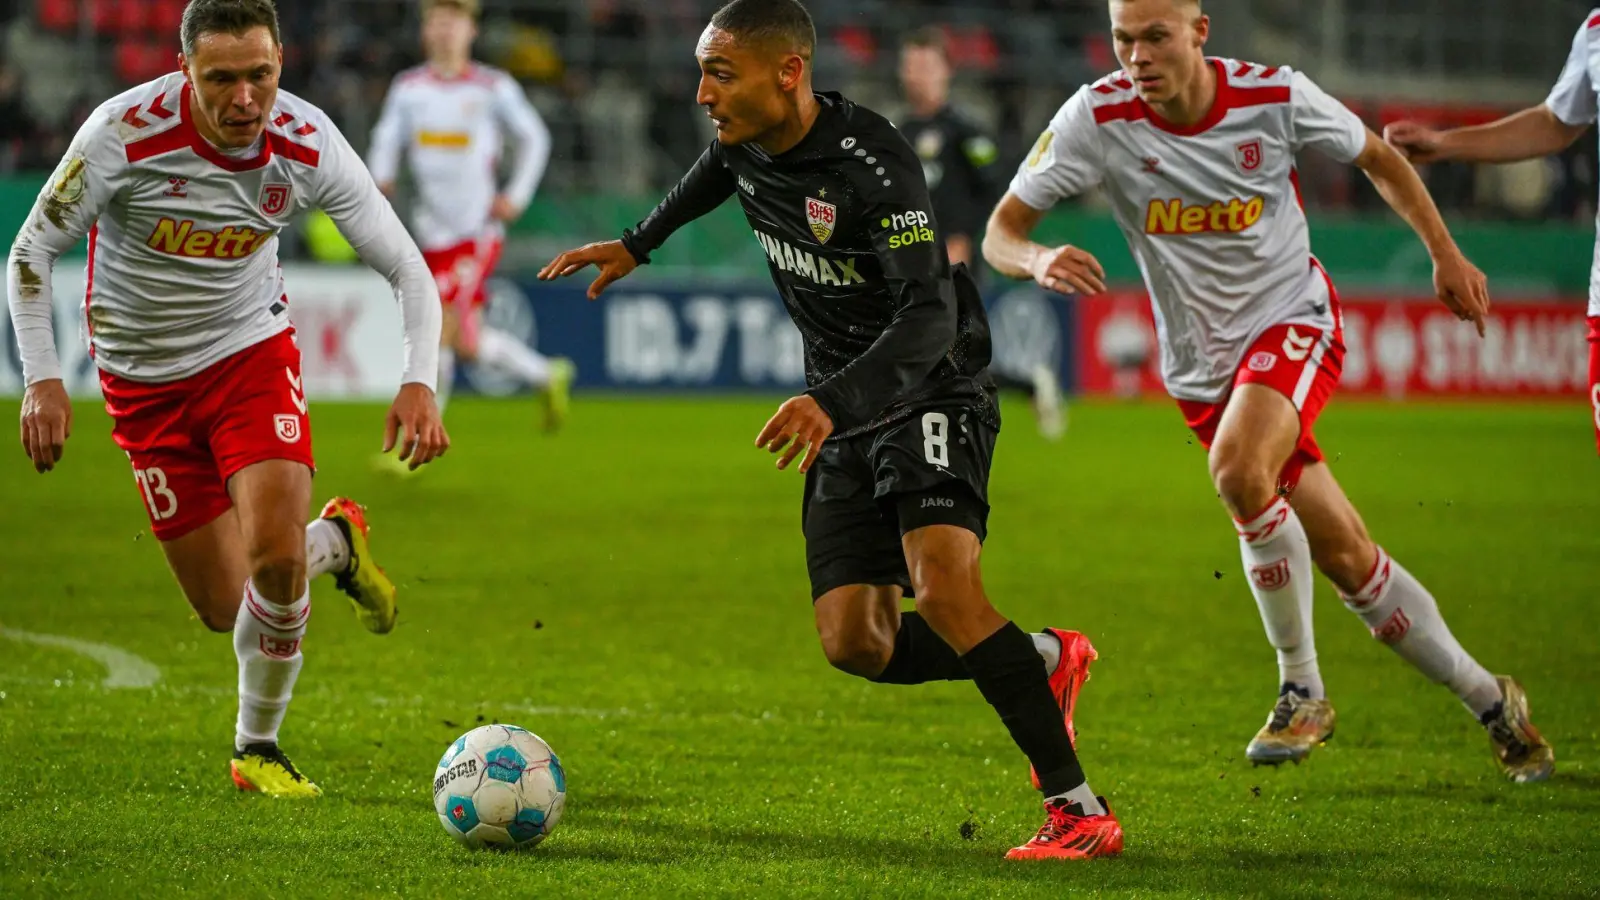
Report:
539,0,1122,860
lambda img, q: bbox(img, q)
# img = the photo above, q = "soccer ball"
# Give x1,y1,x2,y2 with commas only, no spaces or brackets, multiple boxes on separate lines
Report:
433,724,567,850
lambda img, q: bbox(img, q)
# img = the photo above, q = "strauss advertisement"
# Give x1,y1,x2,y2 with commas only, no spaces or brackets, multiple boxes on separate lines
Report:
1077,291,1591,399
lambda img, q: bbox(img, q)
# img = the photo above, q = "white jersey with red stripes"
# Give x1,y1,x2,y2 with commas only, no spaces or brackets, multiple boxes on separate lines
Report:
1544,9,1600,317
366,63,552,252
1009,59,1368,402
6,72,441,388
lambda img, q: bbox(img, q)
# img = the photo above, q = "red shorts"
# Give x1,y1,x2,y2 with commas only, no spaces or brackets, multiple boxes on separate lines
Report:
1177,321,1345,496
100,330,314,541
424,236,503,347
1589,315,1599,456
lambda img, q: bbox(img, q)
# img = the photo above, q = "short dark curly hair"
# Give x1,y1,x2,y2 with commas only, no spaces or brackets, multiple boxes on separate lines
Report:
708,0,816,59
180,0,282,57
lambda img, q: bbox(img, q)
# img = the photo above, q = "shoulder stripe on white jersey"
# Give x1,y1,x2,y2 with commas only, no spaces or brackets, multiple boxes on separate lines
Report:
123,82,321,170
1091,60,1289,133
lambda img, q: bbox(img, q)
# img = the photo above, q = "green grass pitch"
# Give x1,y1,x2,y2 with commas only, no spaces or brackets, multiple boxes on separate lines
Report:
1,394,1597,898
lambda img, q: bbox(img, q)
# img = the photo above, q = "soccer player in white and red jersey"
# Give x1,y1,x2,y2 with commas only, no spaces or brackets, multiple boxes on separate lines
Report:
1384,10,1600,455
8,0,447,796
984,0,1554,782
368,0,572,437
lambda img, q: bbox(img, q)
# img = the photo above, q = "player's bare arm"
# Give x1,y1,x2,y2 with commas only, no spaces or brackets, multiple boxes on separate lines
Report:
1384,106,1589,165
1353,129,1490,335
982,194,1107,296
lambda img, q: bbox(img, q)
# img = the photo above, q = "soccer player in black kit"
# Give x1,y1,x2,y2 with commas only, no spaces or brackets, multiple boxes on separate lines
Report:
539,0,1122,860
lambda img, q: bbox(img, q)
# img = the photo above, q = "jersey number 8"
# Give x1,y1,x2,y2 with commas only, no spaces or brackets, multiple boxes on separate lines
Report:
922,412,950,467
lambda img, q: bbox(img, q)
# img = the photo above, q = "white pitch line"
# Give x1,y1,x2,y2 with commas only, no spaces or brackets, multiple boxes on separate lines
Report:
0,629,162,689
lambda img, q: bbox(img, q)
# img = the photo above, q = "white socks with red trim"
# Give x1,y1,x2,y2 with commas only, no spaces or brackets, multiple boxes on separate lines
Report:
477,327,552,387
233,580,310,751
304,519,350,580
1340,547,1502,718
1236,497,1323,698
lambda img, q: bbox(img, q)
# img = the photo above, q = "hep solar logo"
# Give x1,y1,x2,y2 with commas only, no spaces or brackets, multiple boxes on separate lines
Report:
883,210,934,249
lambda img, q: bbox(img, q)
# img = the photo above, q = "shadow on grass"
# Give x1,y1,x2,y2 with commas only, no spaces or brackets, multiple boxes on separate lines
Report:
522,793,1591,897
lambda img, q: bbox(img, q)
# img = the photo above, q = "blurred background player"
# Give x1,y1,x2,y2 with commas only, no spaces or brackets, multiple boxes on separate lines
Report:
1383,9,1600,455
983,0,1553,782
368,0,572,454
10,0,447,796
896,27,1066,440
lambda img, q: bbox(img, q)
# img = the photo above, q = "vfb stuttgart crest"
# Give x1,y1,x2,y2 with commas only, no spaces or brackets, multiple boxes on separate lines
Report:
260,182,291,216
1236,139,1263,173
806,196,837,244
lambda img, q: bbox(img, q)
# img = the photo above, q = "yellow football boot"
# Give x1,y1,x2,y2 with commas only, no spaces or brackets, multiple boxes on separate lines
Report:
320,497,398,634
541,358,576,433
231,743,321,798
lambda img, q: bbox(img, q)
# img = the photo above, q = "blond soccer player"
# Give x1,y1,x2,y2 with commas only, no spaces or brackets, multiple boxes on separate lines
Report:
982,0,1552,781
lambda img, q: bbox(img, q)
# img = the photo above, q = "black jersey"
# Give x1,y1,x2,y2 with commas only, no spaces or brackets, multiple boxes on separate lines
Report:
897,105,1002,241
620,92,998,441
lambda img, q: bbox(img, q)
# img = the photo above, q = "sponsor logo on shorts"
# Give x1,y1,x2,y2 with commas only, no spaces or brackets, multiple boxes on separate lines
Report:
274,414,301,443
286,368,307,415
921,496,956,509
1282,327,1315,362
1250,558,1291,590
1248,351,1277,373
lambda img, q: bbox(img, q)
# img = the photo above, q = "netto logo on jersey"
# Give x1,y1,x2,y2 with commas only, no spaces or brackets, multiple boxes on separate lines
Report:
145,218,277,259
1144,196,1265,236
753,231,867,286
881,210,934,249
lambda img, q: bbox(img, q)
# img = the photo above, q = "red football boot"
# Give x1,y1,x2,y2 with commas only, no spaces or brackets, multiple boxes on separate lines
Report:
1006,797,1124,860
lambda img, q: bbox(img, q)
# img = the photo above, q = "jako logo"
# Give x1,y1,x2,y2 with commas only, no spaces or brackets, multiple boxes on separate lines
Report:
882,210,934,249
738,175,756,196
145,218,277,259
920,496,955,509
1144,196,1265,235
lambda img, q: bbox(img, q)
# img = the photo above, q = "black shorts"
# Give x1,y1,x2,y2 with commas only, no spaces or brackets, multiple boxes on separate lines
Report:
801,405,997,600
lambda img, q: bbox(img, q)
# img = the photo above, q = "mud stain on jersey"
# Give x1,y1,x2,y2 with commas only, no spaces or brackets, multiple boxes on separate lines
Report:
43,155,88,231
14,261,42,299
